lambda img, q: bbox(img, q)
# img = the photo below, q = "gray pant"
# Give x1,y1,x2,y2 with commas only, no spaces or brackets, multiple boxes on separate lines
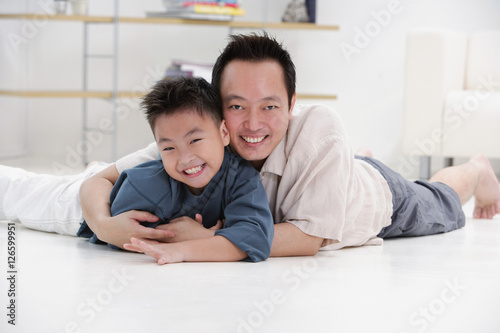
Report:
355,156,466,238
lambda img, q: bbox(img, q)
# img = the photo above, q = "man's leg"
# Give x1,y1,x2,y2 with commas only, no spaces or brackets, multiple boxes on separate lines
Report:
0,163,108,235
429,154,500,219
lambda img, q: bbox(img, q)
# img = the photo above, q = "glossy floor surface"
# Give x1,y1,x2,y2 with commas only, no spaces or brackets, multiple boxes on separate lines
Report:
1,200,499,333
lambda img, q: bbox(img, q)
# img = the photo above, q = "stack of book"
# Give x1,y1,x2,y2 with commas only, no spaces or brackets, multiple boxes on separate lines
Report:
164,59,213,82
148,1,245,21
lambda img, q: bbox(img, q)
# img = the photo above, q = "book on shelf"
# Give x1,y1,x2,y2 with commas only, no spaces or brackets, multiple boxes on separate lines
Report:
164,59,213,82
150,1,245,21
163,0,241,8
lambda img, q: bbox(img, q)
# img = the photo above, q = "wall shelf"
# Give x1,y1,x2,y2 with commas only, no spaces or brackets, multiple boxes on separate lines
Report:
1,9,338,164
0,14,339,30
0,90,337,100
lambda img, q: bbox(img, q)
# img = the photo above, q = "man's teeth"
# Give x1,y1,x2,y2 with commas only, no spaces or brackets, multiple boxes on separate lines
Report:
242,136,266,143
184,165,203,175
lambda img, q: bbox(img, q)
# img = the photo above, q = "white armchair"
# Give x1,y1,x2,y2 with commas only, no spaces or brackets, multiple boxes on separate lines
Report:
402,28,500,179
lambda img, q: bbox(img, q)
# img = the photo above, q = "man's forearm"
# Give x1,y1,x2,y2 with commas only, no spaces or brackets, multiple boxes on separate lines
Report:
270,222,323,257
79,174,114,235
79,164,119,235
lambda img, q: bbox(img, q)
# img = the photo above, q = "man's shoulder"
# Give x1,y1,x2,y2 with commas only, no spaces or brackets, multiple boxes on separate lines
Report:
290,103,340,129
286,104,346,148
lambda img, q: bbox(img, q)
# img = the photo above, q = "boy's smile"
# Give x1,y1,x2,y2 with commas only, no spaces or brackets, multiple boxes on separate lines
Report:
154,110,230,195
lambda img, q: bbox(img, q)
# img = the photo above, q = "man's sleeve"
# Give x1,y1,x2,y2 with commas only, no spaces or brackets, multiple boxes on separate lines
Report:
280,136,352,245
214,168,274,263
115,142,159,174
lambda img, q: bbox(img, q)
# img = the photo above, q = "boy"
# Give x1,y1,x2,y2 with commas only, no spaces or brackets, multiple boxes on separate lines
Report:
77,76,274,263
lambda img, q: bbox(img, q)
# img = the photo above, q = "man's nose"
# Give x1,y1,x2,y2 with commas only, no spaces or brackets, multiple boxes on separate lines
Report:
244,109,262,131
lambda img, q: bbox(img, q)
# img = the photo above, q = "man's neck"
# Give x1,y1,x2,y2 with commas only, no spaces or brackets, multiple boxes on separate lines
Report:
250,159,266,172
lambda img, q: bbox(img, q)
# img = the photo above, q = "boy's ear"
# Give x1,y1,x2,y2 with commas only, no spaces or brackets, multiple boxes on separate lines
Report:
220,120,230,146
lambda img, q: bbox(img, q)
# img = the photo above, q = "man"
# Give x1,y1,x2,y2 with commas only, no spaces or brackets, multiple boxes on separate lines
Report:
80,33,500,259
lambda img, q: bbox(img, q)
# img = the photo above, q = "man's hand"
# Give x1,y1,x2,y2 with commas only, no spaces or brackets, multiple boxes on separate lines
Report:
154,214,224,243
97,210,175,249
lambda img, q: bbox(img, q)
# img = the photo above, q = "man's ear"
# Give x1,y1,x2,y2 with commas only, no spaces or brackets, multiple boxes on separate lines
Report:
220,120,230,146
289,93,297,120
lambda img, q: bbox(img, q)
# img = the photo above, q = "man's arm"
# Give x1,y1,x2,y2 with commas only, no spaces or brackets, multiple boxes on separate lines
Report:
79,164,173,248
125,235,247,264
270,222,323,257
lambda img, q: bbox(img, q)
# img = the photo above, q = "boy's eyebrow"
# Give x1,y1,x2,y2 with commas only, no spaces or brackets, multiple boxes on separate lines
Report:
157,127,204,144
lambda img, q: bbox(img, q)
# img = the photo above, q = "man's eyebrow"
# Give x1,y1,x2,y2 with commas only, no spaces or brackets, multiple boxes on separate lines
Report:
261,95,283,103
224,94,283,103
224,94,246,103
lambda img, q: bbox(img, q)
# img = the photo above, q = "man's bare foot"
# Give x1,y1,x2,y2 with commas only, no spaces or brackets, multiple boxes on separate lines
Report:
356,147,373,158
470,154,500,219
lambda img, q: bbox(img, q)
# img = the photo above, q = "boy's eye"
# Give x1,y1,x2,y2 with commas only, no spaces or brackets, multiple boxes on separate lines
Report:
191,138,202,144
163,147,174,151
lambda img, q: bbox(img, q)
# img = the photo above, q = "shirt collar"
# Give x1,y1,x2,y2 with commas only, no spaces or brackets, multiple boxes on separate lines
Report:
260,136,287,177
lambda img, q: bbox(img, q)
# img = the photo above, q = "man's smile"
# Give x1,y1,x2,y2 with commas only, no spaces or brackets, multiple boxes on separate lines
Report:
241,135,268,144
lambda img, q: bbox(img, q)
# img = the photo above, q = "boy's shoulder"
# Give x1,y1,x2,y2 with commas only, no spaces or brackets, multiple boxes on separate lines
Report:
116,159,173,195
122,159,166,178
224,148,260,179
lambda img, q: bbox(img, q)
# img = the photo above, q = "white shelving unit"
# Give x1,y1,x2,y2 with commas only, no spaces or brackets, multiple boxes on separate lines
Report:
0,5,338,165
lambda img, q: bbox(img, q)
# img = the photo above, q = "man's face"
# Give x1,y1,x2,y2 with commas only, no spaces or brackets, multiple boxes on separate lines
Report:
154,111,229,195
220,60,296,170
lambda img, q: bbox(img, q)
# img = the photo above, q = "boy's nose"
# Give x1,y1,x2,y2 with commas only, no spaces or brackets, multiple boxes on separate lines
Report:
179,149,195,165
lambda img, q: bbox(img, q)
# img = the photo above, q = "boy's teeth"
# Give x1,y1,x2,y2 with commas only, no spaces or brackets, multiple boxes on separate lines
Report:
184,165,203,175
243,136,265,143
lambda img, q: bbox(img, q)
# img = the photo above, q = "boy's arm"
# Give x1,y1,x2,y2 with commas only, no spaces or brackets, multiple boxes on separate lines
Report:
80,164,172,248
125,235,247,264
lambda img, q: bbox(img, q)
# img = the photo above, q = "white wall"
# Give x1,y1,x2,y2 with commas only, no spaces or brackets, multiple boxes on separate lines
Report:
1,0,499,176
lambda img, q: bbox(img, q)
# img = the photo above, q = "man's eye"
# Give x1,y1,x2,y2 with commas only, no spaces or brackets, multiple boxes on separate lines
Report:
264,105,278,110
163,147,174,151
230,105,243,110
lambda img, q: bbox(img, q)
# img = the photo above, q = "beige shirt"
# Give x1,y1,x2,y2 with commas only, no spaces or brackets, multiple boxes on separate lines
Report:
259,104,392,250
115,104,393,250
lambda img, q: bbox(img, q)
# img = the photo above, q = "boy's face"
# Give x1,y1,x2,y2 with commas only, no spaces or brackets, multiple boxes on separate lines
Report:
154,110,230,195
220,60,296,170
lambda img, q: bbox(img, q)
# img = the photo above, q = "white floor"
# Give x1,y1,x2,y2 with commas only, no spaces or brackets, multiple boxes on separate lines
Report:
0,200,499,333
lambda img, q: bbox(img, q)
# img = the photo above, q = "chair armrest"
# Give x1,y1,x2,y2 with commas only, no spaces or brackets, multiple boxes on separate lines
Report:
402,28,467,156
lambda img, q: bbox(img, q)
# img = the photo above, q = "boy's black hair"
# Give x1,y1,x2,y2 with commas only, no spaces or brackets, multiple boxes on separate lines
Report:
141,76,222,132
211,33,296,108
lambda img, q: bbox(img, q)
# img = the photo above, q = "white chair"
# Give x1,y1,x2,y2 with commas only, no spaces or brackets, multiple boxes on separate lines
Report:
402,28,500,179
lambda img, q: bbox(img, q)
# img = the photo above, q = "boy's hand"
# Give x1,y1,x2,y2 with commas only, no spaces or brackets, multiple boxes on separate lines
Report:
154,214,223,243
124,238,185,264
97,210,175,249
